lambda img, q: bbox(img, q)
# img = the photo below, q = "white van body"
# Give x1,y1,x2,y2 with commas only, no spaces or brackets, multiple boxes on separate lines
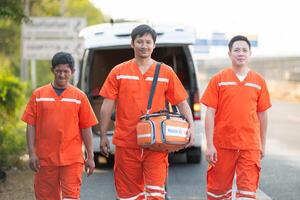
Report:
78,22,203,165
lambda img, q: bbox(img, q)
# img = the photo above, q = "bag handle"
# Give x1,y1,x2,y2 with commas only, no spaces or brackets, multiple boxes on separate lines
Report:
146,63,161,116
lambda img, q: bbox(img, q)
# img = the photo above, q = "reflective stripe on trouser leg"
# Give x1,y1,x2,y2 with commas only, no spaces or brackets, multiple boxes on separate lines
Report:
236,197,256,200
145,185,165,200
118,192,145,200
207,189,232,200
236,190,256,199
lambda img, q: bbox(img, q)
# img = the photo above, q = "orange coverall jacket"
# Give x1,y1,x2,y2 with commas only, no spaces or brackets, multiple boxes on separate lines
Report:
22,84,98,166
201,68,271,150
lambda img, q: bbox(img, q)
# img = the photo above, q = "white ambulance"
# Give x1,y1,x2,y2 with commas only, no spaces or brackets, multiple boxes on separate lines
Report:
78,22,203,166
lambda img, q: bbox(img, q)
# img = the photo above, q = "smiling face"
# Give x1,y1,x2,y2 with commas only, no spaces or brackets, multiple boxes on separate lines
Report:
131,33,155,59
228,40,251,68
52,64,74,88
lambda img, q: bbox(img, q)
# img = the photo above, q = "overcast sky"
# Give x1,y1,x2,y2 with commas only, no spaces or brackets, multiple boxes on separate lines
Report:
90,0,299,57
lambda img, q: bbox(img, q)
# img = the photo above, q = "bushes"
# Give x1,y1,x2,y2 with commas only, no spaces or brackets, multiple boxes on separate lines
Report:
0,69,27,167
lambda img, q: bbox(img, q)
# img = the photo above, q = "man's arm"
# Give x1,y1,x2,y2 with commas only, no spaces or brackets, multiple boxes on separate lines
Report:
81,127,95,176
258,111,268,159
205,107,217,166
99,98,115,157
177,100,195,148
26,124,40,172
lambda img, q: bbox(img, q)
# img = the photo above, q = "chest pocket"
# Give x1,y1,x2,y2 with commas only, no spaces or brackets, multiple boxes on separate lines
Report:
218,82,239,101
61,98,81,122
119,79,140,95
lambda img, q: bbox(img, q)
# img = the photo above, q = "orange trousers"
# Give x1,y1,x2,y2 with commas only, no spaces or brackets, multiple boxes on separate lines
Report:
34,163,83,200
114,146,168,200
207,149,261,200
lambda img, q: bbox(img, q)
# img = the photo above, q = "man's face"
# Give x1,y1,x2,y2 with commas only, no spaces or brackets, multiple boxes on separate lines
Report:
228,40,251,67
52,64,74,88
131,33,155,59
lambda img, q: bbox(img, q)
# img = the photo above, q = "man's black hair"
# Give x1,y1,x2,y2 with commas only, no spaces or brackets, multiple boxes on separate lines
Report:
131,24,157,43
228,35,251,51
51,52,75,70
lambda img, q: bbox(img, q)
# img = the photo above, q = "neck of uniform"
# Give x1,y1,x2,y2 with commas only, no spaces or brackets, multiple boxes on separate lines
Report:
135,58,154,74
52,82,69,89
232,65,249,76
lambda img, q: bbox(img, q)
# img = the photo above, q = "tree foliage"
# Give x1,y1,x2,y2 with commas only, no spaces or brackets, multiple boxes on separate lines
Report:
0,68,27,167
0,0,28,23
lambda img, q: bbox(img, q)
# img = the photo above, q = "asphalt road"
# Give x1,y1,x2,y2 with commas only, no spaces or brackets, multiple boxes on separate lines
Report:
81,101,300,200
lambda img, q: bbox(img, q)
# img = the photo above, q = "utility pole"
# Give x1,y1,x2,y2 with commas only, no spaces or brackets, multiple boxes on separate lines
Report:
61,0,66,16
20,0,30,81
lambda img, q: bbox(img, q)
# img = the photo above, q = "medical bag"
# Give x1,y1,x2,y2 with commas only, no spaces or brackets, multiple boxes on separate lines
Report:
136,63,189,152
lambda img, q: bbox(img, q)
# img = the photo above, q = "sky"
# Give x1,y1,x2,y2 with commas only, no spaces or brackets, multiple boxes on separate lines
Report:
90,0,299,57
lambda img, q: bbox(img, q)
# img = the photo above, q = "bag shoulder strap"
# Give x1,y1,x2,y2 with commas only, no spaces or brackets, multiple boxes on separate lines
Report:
146,62,161,114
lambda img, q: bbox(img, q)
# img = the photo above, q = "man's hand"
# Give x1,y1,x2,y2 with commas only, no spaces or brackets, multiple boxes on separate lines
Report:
206,144,217,166
100,135,110,158
29,153,40,172
85,157,95,176
185,125,195,148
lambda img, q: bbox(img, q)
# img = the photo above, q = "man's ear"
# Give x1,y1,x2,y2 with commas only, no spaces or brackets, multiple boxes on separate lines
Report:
71,68,75,74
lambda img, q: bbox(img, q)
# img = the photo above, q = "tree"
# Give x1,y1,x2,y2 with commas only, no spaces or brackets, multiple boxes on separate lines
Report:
29,0,104,25
0,0,28,23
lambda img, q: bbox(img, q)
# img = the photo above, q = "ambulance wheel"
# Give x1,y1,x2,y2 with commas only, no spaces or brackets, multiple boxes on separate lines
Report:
107,153,115,167
186,147,201,163
94,152,115,168
94,152,102,168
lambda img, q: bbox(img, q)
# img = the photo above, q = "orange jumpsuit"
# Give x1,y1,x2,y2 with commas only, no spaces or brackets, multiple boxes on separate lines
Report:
100,59,188,200
22,84,98,200
201,68,271,200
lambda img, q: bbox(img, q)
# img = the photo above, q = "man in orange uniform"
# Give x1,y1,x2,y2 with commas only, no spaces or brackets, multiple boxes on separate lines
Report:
201,35,271,200
99,24,195,200
22,52,98,200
